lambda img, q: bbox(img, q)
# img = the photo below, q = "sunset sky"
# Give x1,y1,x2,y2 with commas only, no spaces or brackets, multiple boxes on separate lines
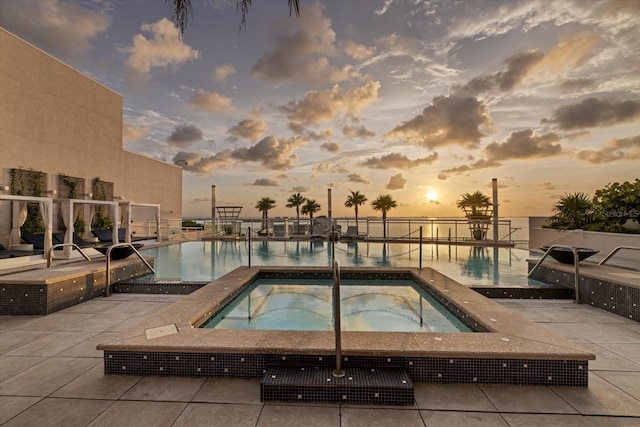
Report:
2,0,638,218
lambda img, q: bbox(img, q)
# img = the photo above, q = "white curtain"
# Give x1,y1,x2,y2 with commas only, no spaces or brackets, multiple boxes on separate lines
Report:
121,203,131,243
60,200,81,256
84,204,95,238
61,200,72,256
9,201,28,247
61,200,72,242
109,204,118,244
39,200,53,256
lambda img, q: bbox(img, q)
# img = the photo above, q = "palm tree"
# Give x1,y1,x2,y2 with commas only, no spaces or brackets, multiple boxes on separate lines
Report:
167,0,301,37
456,191,491,217
457,191,491,240
255,197,276,233
344,190,367,235
371,194,397,239
301,199,321,234
547,192,594,230
286,192,306,234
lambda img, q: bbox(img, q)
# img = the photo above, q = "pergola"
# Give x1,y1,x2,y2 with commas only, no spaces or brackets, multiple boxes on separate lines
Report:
1,194,54,255
216,206,243,236
1,195,160,258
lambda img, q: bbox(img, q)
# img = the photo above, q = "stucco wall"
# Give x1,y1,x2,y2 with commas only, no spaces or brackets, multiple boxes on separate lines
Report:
0,28,181,246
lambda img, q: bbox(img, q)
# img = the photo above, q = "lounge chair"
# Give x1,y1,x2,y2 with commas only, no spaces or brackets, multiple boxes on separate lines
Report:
53,232,96,248
21,233,46,250
92,228,129,243
92,228,147,243
342,226,366,241
0,243,29,259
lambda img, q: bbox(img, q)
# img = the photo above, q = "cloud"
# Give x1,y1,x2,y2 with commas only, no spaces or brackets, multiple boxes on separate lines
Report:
440,158,502,176
281,81,380,133
251,4,359,84
342,124,375,139
455,34,599,97
214,63,236,82
537,181,556,190
320,142,342,153
230,135,306,170
440,129,562,176
123,124,149,143
0,0,109,60
543,98,640,130
374,0,395,15
385,95,492,149
189,197,210,204
311,160,349,178
252,178,279,186
447,1,586,41
227,119,268,142
560,78,595,93
167,123,203,146
483,129,562,160
125,18,200,77
534,31,600,73
576,135,640,164
379,33,421,53
360,152,439,169
186,89,234,113
386,173,407,190
292,186,311,192
341,40,375,60
306,129,334,140
172,150,231,174
347,173,369,183
459,49,544,95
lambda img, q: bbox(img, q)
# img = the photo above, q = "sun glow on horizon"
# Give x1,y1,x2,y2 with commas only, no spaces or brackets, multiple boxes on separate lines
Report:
426,190,438,202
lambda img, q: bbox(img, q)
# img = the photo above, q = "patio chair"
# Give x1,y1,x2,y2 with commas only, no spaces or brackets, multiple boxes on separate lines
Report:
53,232,96,248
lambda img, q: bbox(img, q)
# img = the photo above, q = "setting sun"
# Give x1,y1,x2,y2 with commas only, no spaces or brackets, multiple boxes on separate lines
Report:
426,190,438,202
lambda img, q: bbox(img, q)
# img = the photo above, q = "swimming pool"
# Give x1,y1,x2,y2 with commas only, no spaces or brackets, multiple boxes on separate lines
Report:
100,266,593,388
200,278,472,332
139,241,550,288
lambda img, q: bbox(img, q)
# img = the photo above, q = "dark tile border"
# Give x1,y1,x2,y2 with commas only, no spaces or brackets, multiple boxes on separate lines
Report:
0,260,153,315
528,262,639,321
261,366,414,405
103,350,588,387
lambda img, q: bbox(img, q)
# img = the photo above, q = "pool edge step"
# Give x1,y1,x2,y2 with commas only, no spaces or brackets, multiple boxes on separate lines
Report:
260,366,414,405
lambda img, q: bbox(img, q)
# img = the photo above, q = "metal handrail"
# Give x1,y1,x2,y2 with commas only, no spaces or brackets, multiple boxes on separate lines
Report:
528,245,581,304
104,243,155,297
332,258,344,378
599,246,640,266
47,243,92,267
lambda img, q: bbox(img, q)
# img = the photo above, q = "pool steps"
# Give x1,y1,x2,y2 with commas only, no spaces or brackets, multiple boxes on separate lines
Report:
261,366,414,405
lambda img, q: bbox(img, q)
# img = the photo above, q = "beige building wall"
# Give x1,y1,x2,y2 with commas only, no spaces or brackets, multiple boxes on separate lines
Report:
0,28,182,246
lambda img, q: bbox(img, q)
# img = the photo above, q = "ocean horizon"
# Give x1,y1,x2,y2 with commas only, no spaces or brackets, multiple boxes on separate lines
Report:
184,216,533,244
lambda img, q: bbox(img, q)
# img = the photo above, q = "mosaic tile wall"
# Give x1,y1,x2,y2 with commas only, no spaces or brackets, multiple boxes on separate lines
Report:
472,286,574,299
528,263,639,321
0,261,153,315
103,350,589,387
261,366,414,405
112,281,209,295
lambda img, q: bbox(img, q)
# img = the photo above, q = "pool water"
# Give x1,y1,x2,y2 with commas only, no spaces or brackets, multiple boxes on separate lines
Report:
139,241,551,288
199,278,472,332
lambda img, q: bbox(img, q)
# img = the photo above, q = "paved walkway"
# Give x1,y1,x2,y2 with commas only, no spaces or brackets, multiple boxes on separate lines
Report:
1,295,638,426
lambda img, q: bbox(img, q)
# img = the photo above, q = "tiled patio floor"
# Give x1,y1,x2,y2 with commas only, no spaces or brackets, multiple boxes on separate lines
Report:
1,295,639,426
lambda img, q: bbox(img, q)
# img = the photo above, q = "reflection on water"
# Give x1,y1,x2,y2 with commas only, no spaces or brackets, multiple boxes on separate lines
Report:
140,241,549,288
201,279,472,332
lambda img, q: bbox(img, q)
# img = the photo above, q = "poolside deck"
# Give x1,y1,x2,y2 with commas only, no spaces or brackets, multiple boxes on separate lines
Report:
1,294,638,426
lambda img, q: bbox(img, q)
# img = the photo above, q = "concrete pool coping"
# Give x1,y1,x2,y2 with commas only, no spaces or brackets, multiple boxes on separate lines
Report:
98,266,594,362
